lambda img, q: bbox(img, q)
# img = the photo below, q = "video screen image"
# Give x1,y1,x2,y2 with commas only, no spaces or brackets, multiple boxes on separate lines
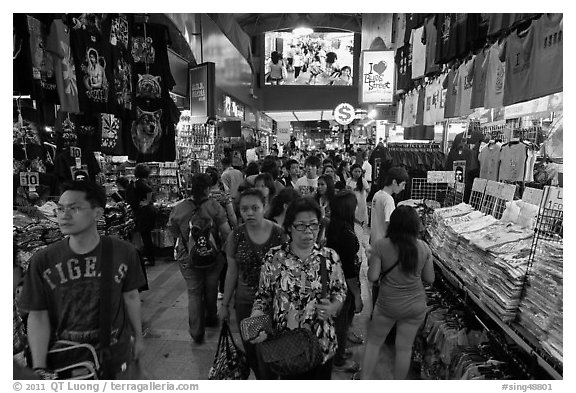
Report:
264,31,355,86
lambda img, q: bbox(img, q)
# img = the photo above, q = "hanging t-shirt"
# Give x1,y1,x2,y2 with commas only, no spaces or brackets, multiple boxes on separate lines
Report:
402,90,417,127
102,14,135,117
487,14,538,38
70,18,110,113
411,27,426,79
484,42,506,109
47,19,80,114
530,13,563,100
478,142,502,181
415,86,426,125
395,44,414,92
498,142,528,182
422,16,440,76
424,75,445,125
27,16,59,104
469,50,487,109
53,148,101,183
456,59,473,117
501,24,535,106
435,13,458,65
55,111,102,153
403,14,426,44
443,69,458,118
100,113,124,155
396,98,404,125
524,147,536,182
13,14,34,96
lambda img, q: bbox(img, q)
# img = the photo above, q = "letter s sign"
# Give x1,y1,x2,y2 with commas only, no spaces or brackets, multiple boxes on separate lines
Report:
334,103,355,125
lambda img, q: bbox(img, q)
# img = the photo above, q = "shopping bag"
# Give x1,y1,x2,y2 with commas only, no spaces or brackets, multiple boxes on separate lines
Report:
208,321,250,380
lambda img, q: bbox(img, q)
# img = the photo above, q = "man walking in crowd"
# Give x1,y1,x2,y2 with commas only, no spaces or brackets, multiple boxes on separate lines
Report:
295,155,321,196
168,173,231,344
220,157,244,203
20,180,146,379
361,152,373,188
280,159,300,188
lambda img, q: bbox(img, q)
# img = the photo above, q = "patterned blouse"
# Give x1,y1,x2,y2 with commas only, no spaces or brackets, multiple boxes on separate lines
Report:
252,243,348,363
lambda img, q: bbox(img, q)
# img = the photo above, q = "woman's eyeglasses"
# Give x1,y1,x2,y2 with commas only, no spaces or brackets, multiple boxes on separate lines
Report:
292,223,320,232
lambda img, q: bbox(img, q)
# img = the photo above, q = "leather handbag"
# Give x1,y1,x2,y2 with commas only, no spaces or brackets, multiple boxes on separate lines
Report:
240,314,274,342
257,256,329,376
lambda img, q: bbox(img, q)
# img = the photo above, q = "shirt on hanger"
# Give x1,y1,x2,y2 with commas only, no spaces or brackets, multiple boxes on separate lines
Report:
443,69,458,118
500,24,536,106
498,142,528,182
422,15,440,75
46,19,80,113
435,13,458,64
27,16,59,104
469,49,487,109
411,26,426,79
530,14,563,100
456,59,473,117
483,42,506,109
478,142,501,181
395,44,414,92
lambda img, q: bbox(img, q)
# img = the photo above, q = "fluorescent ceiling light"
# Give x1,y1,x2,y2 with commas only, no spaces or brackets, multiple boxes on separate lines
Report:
292,27,313,35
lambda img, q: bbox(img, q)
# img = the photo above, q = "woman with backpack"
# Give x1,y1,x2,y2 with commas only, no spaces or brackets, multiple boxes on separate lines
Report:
219,188,286,379
168,173,232,344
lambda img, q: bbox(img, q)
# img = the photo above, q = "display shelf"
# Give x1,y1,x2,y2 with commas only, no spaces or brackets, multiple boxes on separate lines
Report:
432,252,562,380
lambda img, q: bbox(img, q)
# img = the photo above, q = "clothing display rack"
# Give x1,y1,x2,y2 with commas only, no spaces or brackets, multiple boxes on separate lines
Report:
423,184,563,379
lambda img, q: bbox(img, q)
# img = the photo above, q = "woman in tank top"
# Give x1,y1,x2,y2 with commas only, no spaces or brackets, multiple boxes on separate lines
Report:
219,188,286,379
361,206,435,380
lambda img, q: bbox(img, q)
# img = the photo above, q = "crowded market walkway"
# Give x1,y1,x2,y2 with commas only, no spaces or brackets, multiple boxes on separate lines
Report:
137,229,416,380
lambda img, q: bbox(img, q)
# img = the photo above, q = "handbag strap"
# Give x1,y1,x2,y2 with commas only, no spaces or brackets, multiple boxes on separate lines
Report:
99,236,114,350
319,255,328,299
380,260,399,279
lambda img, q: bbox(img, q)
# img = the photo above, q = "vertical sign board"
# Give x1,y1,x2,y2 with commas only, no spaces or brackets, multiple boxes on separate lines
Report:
359,50,395,104
541,186,563,211
189,62,216,119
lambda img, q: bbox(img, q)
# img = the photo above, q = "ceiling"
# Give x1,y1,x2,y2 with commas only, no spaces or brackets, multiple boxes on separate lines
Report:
264,110,335,123
233,13,362,37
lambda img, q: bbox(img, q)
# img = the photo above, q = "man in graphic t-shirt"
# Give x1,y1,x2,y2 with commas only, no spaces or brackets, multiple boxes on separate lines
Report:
19,180,146,379
295,155,321,196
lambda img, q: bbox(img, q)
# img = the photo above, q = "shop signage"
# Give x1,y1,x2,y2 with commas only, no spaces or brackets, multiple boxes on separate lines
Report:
334,103,355,125
223,94,245,120
259,113,274,132
359,50,395,104
427,171,456,184
189,62,215,119
522,187,544,206
541,186,563,211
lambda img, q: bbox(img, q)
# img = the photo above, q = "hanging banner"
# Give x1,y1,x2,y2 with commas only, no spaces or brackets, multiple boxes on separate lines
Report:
359,50,395,104
189,62,215,119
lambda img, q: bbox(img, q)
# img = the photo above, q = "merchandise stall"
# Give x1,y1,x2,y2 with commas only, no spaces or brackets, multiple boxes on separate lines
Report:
406,174,563,379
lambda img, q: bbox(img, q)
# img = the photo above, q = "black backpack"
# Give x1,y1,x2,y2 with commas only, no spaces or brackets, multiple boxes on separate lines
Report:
181,199,219,269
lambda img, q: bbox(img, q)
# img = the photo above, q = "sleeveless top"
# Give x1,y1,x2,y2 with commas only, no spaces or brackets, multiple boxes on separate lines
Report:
230,223,285,288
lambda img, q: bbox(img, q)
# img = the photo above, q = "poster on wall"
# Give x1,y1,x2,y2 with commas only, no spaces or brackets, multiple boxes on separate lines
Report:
189,62,215,119
360,50,395,104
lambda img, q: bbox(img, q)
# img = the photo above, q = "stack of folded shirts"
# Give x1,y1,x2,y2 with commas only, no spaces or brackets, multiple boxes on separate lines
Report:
517,240,563,364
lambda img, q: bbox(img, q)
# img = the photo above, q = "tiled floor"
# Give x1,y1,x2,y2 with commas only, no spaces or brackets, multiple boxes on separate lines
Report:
138,232,406,380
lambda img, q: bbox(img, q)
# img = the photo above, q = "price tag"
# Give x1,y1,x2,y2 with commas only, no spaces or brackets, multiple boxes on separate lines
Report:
522,187,544,206
20,172,39,192
70,147,82,159
541,186,563,211
471,178,488,193
496,183,516,201
485,180,500,196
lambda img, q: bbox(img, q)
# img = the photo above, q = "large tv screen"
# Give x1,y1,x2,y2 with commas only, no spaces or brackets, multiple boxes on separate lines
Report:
264,31,355,86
